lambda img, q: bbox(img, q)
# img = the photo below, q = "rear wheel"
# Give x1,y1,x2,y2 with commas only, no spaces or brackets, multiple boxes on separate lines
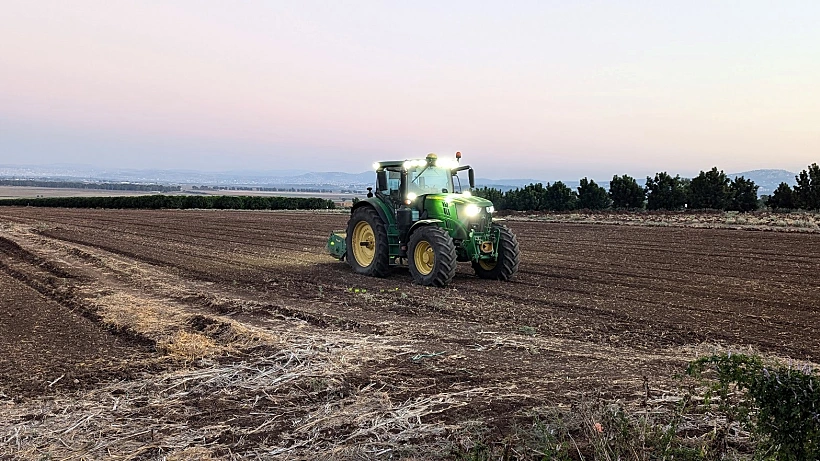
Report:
473,225,520,281
408,226,457,287
346,207,390,277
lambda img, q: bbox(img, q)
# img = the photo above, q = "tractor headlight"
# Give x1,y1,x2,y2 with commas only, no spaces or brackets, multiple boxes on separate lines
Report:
407,192,417,201
487,206,494,214
464,204,481,217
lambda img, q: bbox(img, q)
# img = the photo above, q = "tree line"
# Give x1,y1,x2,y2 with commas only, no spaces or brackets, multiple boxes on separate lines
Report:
475,163,820,212
766,163,820,210
0,179,180,192
0,195,335,210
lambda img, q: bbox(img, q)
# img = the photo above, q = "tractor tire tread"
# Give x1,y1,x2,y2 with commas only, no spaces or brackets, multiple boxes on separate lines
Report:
473,225,520,281
346,206,390,278
408,226,457,287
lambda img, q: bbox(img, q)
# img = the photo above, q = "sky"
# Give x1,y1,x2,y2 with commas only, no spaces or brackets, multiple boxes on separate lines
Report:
1,1,819,180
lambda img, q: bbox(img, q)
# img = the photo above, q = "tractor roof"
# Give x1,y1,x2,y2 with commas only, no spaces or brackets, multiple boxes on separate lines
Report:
374,153,460,171
374,160,406,169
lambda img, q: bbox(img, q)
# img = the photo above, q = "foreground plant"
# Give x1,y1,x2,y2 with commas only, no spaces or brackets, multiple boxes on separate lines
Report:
688,353,820,460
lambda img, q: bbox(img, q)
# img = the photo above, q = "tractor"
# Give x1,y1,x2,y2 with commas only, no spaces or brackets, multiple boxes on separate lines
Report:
326,152,520,287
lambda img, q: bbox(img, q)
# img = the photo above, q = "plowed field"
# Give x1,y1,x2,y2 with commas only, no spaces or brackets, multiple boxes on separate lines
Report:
1,207,818,459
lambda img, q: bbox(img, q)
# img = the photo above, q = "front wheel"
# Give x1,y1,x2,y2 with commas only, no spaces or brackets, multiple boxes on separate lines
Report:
408,226,457,287
473,225,520,281
345,207,390,277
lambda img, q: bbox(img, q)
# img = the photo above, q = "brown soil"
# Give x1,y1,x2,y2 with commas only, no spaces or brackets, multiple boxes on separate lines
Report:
0,236,154,399
0,208,817,458
0,272,150,397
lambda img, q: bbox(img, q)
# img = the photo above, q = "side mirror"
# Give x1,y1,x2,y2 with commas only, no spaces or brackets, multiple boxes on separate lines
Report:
377,171,387,191
468,168,475,189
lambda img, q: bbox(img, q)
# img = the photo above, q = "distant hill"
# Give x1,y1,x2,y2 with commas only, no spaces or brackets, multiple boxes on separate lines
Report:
727,169,796,195
0,164,373,187
475,178,548,191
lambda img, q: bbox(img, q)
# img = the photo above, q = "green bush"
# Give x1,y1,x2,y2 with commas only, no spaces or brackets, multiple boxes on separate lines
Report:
544,181,578,211
645,172,688,210
794,163,820,210
689,167,731,210
688,353,820,460
609,174,645,209
577,178,610,210
767,183,796,210
729,175,760,212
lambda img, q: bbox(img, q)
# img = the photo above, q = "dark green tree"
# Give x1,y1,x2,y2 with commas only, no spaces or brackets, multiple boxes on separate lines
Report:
504,183,547,211
576,177,610,210
608,174,645,209
689,167,730,210
766,183,796,210
645,172,687,210
794,163,820,210
544,181,577,211
474,186,505,210
728,176,759,212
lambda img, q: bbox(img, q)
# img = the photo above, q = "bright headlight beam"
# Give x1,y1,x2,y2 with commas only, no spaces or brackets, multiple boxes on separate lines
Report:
403,159,428,169
407,192,417,201
464,204,481,217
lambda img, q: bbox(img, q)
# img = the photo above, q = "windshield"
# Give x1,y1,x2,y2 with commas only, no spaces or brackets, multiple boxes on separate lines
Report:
407,166,453,195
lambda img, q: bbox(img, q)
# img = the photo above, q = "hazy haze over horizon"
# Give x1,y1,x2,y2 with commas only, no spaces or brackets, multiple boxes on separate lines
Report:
1,1,818,181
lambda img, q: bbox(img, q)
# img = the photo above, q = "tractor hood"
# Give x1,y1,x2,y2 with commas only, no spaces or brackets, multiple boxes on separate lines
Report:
423,192,492,206
421,192,495,219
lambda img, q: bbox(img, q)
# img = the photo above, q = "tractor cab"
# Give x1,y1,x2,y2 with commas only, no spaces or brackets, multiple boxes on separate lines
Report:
373,153,470,206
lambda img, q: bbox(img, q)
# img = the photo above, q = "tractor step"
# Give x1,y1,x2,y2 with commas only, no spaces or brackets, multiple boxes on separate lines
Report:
326,230,347,260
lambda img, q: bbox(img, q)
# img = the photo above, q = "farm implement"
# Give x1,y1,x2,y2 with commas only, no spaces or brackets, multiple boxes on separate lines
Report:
327,152,520,287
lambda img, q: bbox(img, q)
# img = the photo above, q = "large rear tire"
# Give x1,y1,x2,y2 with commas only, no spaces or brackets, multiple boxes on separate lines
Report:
346,207,390,278
472,225,520,281
408,226,457,287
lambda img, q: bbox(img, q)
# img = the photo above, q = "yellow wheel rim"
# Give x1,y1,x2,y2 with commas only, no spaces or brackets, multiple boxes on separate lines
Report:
351,221,376,267
414,240,435,275
478,259,496,271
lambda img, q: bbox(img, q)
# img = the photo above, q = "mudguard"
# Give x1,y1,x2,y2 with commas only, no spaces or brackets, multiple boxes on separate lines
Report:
409,219,444,235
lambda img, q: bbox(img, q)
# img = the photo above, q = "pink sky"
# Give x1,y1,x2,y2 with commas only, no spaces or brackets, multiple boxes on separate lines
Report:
1,1,818,180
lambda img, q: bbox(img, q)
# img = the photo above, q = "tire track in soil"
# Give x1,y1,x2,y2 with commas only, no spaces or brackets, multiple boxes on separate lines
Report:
0,236,157,397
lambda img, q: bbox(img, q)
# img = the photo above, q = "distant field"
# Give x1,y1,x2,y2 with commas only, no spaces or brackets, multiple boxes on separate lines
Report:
178,186,358,200
0,186,163,199
0,185,359,201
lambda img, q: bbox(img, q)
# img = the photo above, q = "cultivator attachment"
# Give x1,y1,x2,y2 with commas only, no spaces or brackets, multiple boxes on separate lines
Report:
326,231,347,260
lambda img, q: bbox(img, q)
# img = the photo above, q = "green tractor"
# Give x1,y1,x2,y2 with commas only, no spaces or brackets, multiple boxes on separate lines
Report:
327,152,519,287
